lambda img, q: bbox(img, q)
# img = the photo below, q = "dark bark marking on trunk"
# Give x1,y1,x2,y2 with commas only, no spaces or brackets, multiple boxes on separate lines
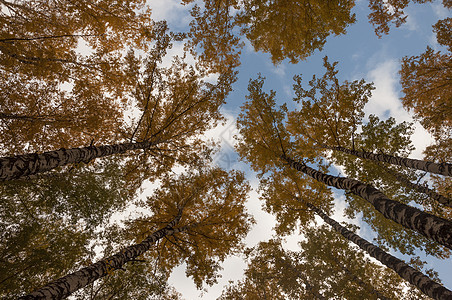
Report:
19,213,182,299
306,201,452,300
328,145,452,177
282,155,452,250
0,140,157,181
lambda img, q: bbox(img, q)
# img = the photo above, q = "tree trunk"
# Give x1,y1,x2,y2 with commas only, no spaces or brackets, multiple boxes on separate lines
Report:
305,201,452,300
0,112,77,124
326,145,451,177
282,155,452,250
381,165,452,208
19,213,183,300
0,140,158,181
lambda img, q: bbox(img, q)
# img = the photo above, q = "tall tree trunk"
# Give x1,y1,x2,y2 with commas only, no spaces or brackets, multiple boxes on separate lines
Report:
0,112,77,124
0,140,159,181
282,155,452,250
304,200,452,300
380,164,452,208
19,213,183,300
325,145,451,177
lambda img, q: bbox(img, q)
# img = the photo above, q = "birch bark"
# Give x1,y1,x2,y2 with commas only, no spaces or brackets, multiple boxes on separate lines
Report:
305,200,452,300
0,140,158,181
19,213,182,299
381,165,452,208
327,145,452,177
282,155,452,250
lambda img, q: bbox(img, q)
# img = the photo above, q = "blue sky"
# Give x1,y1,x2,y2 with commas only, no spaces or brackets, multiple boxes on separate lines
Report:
147,0,451,298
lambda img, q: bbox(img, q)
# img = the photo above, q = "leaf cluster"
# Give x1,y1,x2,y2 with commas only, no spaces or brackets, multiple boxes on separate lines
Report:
123,167,254,289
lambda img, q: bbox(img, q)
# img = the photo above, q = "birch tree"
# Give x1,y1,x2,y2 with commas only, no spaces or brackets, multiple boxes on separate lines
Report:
0,48,235,184
259,171,449,299
0,158,133,298
20,167,253,299
236,75,452,253
287,57,451,178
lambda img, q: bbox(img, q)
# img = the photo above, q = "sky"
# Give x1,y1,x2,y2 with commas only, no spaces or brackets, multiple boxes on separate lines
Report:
145,0,452,298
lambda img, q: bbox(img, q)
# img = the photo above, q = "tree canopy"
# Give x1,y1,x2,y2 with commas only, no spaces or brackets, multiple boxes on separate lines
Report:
1,0,451,298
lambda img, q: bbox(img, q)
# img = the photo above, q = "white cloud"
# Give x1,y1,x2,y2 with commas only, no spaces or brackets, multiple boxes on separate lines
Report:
407,121,434,159
403,13,419,32
147,0,192,28
431,2,450,19
364,59,408,121
271,63,286,77
168,264,200,298
244,179,277,246
243,39,256,54
160,40,196,69
203,111,239,150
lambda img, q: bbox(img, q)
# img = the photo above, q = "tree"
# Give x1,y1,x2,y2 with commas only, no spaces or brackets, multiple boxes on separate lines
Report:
219,240,304,300
400,25,451,138
0,75,123,155
0,50,236,183
0,0,162,155
183,0,356,65
182,0,243,73
288,57,451,178
20,167,253,299
72,259,182,300
284,59,451,255
236,75,452,253
235,0,356,64
0,0,154,81
220,229,434,299
182,0,440,65
284,58,451,251
0,158,133,298
303,201,450,299
367,0,435,37
0,218,92,299
400,17,452,171
0,20,177,157
259,170,449,299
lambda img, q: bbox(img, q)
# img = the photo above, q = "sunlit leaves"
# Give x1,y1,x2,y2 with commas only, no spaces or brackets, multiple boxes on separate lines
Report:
288,57,374,151
124,167,254,289
368,0,433,37
236,0,356,64
236,75,292,175
400,19,452,140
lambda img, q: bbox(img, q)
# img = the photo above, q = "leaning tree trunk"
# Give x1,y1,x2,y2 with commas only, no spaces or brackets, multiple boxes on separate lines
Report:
380,164,452,208
304,200,452,300
19,213,183,300
325,145,452,177
282,155,452,250
0,140,158,181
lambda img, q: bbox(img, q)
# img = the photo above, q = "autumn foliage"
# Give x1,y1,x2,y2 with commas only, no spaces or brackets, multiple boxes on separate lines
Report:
1,0,451,299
